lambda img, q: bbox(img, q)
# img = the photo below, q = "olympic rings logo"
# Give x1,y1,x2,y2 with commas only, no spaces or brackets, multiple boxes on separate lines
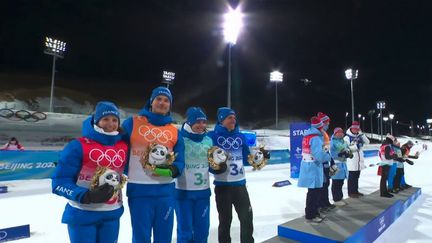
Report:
0,109,47,122
217,136,243,150
185,143,211,157
138,125,173,143
0,231,7,240
89,148,126,168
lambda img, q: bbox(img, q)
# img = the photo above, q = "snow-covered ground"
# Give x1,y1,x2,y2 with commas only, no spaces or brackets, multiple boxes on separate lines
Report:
1,137,431,242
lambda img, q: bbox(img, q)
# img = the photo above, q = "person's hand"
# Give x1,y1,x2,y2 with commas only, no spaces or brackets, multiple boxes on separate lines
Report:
262,149,271,159
81,184,115,204
144,163,155,171
329,165,339,176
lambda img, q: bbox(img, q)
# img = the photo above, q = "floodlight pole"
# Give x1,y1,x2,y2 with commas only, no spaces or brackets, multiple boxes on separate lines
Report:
345,112,348,131
380,109,383,141
49,55,57,113
275,81,279,128
227,43,232,108
350,78,355,123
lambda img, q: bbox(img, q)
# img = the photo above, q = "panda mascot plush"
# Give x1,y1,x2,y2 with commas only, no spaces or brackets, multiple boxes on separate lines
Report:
207,146,228,170
247,145,270,170
140,143,176,170
90,167,127,204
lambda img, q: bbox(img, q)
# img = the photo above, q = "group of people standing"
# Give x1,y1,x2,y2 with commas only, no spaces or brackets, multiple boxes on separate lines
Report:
49,84,419,241
52,86,258,243
378,134,417,197
298,113,370,223
298,112,419,224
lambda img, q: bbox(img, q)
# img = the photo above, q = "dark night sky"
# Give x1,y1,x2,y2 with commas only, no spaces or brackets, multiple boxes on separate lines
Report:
1,0,431,129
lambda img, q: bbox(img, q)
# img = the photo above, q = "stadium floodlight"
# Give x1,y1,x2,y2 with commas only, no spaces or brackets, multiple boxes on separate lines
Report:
223,7,243,45
376,101,386,109
223,6,243,108
345,68,359,122
376,101,386,141
44,37,67,112
345,68,358,80
426,119,432,124
270,71,283,129
44,37,66,58
162,71,175,88
270,71,283,83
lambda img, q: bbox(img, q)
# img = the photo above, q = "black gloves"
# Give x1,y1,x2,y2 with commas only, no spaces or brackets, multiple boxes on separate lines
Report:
81,184,114,204
395,157,405,162
405,159,414,165
337,151,344,157
263,150,271,159
213,162,228,174
167,165,179,178
338,150,353,159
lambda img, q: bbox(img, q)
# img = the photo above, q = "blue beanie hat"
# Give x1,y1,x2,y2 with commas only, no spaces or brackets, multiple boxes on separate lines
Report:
150,86,172,104
217,107,236,123
94,101,120,125
186,107,207,126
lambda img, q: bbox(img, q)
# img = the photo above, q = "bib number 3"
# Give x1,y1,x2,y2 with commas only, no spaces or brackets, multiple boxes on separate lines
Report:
194,173,206,185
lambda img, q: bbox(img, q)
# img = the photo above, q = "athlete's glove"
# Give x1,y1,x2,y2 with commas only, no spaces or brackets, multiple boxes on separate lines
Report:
152,165,179,178
329,164,339,177
212,162,228,174
81,184,114,204
405,159,414,165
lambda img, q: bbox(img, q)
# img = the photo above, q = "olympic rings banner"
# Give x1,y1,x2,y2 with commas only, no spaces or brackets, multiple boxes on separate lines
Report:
0,150,60,181
0,108,47,122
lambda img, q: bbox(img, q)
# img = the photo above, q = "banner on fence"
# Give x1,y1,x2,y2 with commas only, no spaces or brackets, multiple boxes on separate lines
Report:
0,150,60,181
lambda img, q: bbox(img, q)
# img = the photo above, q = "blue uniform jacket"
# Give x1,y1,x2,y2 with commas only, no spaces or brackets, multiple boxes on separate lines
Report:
297,127,331,188
207,123,250,186
51,117,125,224
330,135,350,180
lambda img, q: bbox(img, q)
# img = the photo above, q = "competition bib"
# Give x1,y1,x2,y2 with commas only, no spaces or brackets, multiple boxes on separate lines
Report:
176,137,212,190
128,116,178,184
213,135,245,182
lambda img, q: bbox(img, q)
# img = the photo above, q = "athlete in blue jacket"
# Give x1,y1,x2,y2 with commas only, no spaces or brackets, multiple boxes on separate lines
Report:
175,107,226,243
122,87,185,243
52,101,128,243
298,116,332,223
330,127,353,206
207,107,254,243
